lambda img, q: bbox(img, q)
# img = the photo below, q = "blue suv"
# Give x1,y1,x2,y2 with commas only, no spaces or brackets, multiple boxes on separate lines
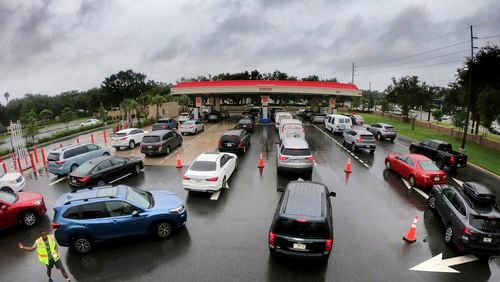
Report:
52,185,187,254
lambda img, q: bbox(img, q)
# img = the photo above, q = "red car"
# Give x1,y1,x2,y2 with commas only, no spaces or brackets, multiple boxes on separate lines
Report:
0,191,47,230
385,154,446,189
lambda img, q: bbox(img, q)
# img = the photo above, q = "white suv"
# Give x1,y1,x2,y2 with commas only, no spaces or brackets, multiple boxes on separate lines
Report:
0,172,26,193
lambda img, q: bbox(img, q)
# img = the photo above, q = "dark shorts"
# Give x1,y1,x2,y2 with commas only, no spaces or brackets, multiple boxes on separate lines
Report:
46,259,64,271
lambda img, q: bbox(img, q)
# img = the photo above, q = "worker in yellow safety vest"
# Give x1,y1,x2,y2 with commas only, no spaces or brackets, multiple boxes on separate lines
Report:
19,229,70,282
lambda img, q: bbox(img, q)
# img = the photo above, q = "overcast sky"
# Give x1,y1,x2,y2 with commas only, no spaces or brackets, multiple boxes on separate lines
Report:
1,0,499,100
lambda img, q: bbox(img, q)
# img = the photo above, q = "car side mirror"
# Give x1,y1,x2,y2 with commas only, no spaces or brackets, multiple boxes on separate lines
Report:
277,187,285,192
1,205,8,211
132,210,140,217
329,192,336,197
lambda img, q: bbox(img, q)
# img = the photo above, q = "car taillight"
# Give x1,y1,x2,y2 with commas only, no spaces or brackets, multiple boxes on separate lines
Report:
356,137,362,143
79,176,90,183
182,175,190,180
238,141,245,148
306,156,314,161
279,156,288,161
450,156,455,164
51,222,61,230
189,126,195,128
296,219,308,223
324,238,333,253
55,160,65,165
218,140,223,147
207,176,219,181
463,227,474,236
121,137,127,140
269,232,276,248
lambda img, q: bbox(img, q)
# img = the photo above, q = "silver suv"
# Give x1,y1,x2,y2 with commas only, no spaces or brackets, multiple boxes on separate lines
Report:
342,129,376,153
366,123,397,141
276,138,314,175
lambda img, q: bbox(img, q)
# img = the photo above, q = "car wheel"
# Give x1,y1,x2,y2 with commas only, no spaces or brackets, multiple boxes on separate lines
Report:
0,187,14,194
428,194,436,209
408,175,416,187
390,138,395,142
70,164,79,172
444,224,454,245
72,236,92,254
156,221,173,239
436,159,444,170
385,160,391,170
377,133,382,140
350,143,356,151
409,147,416,153
129,140,135,149
222,176,227,189
21,210,37,227
194,129,198,135
166,146,171,155
103,152,110,156
134,164,141,175
96,180,106,186
369,150,375,154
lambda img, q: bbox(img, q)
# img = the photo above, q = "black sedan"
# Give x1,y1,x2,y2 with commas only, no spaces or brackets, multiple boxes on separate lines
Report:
236,118,254,133
428,182,500,254
68,156,143,189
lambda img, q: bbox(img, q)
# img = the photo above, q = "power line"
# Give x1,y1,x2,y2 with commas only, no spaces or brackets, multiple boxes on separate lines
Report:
359,60,464,76
478,35,500,39
357,40,470,68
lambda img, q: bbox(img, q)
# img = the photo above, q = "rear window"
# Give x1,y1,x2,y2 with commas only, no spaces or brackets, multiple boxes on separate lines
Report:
152,124,167,130
142,136,160,143
190,161,216,171
183,121,195,125
418,161,440,171
47,152,60,162
284,125,302,131
239,119,253,125
282,148,311,156
470,216,500,233
384,126,395,131
221,135,240,143
361,134,374,140
114,133,127,137
275,218,326,238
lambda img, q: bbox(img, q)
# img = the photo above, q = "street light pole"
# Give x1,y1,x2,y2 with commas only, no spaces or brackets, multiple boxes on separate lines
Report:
460,25,477,151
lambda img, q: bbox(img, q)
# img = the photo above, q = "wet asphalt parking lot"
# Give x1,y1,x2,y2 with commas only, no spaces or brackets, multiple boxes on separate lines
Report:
1,122,499,282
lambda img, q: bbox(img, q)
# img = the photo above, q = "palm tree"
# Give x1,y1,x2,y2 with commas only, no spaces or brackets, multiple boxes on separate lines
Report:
120,99,138,121
151,95,167,119
137,94,152,118
4,92,9,104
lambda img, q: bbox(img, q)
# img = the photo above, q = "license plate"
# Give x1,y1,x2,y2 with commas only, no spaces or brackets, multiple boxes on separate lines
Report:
483,237,492,243
226,143,233,147
365,145,370,148
293,243,306,250
194,179,203,183
148,145,152,149
434,177,440,181
71,179,76,184
457,164,462,167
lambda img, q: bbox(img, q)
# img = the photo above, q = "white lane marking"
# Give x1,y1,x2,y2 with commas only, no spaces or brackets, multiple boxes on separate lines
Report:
109,173,132,184
395,142,408,149
312,125,370,169
210,191,221,200
413,187,429,200
401,178,412,190
49,177,67,185
452,177,464,187
410,253,478,273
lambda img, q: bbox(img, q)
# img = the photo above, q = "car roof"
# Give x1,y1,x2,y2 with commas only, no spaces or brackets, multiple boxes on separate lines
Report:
282,181,327,218
50,143,91,153
352,129,372,135
222,129,244,135
377,123,393,127
157,118,174,122
145,129,171,136
282,137,309,148
327,114,350,118
116,128,139,134
428,139,447,144
195,152,222,162
180,112,189,115
281,119,302,125
399,153,432,161
54,185,127,207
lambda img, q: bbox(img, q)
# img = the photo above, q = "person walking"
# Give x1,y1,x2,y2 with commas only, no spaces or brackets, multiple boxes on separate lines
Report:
19,229,70,282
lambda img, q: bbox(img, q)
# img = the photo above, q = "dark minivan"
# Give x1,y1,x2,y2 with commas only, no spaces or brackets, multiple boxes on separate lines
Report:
218,129,251,154
269,181,336,261
140,130,182,156
152,118,178,131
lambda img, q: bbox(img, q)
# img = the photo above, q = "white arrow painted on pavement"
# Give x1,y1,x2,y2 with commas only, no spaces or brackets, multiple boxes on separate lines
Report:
452,177,464,187
409,253,478,273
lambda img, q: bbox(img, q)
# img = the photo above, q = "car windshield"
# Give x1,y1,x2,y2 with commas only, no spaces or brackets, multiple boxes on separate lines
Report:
126,186,152,209
75,162,96,174
275,218,326,238
142,136,160,143
47,152,60,162
190,161,216,171
183,121,195,125
470,216,500,233
282,148,311,156
418,161,440,171
221,135,240,143
0,191,18,204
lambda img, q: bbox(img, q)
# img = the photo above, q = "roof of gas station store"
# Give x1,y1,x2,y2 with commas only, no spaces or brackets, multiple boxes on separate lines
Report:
171,80,362,96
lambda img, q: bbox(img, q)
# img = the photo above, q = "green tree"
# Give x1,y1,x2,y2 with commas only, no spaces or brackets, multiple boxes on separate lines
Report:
385,76,424,119
101,70,148,106
151,95,167,119
477,86,500,131
432,109,444,123
137,94,153,118
172,95,191,108
120,99,139,121
39,108,53,122
452,110,468,129
61,107,75,130
24,110,39,142
98,103,107,121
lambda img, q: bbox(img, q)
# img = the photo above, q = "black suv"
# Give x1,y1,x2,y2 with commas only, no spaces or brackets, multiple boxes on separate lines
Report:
269,181,336,261
218,129,251,154
429,182,500,253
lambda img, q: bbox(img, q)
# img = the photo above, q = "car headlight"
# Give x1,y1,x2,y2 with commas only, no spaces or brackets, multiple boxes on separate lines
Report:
33,200,42,206
169,205,185,214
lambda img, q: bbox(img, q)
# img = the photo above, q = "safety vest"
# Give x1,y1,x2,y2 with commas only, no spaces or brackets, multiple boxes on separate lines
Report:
36,235,60,265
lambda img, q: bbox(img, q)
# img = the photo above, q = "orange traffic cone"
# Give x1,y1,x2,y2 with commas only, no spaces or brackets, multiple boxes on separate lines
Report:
403,216,419,243
257,152,265,168
344,157,352,173
176,153,182,168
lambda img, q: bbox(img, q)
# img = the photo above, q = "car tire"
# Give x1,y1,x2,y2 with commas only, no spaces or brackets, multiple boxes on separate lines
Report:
408,175,416,187
165,146,170,155
1,187,14,194
156,221,173,239
385,160,391,170
350,143,356,152
96,180,106,186
103,152,110,156
444,224,454,245
134,164,141,175
129,140,135,149
436,159,444,170
70,164,79,172
222,176,227,189
390,138,395,142
369,150,375,154
194,129,198,135
377,133,382,140
428,194,436,209
21,210,37,227
409,147,416,153
72,236,92,254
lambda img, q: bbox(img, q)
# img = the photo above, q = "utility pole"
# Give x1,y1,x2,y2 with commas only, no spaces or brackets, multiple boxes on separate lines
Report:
369,82,371,91
351,62,356,84
461,25,478,151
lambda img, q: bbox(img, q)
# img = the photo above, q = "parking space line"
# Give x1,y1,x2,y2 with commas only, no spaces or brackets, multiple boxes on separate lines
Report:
312,125,370,169
49,177,67,186
452,177,464,187
413,187,429,200
401,178,412,190
210,191,221,200
109,173,132,184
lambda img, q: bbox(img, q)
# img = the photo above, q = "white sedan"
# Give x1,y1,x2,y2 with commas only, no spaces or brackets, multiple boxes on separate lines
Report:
179,120,204,135
183,152,237,193
0,172,26,193
80,118,99,127
110,128,147,149
178,112,191,123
